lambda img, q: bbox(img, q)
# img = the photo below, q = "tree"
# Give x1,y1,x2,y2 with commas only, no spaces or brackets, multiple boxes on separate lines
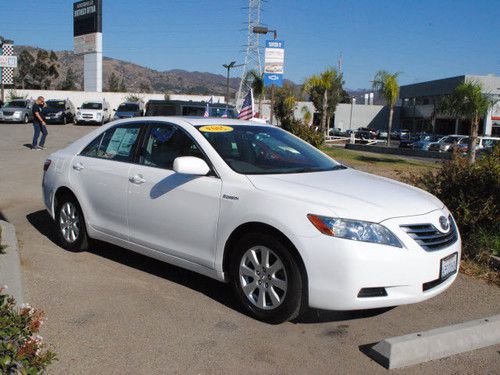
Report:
437,80,495,163
244,69,265,117
107,72,120,92
273,85,296,131
59,68,77,91
372,70,400,145
15,49,59,89
303,68,343,133
119,79,127,92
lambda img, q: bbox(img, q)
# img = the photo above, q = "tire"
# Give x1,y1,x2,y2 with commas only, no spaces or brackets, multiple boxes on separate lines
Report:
23,114,29,124
55,194,89,252
230,232,304,324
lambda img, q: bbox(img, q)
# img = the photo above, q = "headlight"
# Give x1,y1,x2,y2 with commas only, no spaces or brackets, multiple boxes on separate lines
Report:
77,111,81,116
14,111,22,117
96,113,102,119
56,111,64,116
307,214,403,248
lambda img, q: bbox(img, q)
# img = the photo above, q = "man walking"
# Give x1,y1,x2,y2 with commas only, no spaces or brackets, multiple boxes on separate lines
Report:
32,96,48,150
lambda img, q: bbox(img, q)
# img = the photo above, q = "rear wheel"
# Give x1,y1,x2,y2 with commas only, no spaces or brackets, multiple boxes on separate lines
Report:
55,194,89,252
230,232,303,324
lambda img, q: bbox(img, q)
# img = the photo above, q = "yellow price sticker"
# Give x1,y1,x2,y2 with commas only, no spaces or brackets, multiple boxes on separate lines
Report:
199,125,234,133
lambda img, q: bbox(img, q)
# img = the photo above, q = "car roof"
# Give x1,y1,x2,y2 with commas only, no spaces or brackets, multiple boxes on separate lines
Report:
138,116,263,127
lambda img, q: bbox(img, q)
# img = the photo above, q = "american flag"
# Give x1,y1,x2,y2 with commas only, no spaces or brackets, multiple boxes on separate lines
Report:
222,107,228,118
238,89,254,120
203,96,214,117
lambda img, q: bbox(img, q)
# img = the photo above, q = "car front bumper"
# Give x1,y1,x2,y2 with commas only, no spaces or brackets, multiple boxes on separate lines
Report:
1,114,25,122
294,210,461,310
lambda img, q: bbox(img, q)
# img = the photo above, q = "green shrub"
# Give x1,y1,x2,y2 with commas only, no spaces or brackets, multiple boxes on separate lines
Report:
281,118,324,148
406,147,500,261
0,288,56,374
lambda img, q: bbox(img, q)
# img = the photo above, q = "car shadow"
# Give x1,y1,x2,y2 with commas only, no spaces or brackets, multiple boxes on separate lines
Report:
26,209,395,324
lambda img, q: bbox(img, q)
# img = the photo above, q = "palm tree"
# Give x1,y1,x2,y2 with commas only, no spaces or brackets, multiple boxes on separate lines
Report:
372,70,400,145
301,105,312,126
437,80,495,163
303,68,341,133
244,70,265,117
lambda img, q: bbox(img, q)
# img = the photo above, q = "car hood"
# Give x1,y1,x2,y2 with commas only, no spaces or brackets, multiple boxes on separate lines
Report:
115,111,137,117
246,168,443,222
2,107,26,111
43,108,64,114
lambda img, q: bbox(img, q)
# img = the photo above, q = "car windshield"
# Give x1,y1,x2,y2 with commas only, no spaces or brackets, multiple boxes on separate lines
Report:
82,103,102,110
46,101,65,109
117,103,139,112
5,100,27,108
197,125,345,175
441,136,461,144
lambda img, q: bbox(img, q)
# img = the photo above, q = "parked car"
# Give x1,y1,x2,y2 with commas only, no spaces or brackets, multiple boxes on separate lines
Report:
113,101,145,120
42,117,461,323
75,100,111,125
454,136,500,154
328,128,344,136
355,127,377,139
398,133,423,149
0,99,34,123
377,130,388,139
428,135,468,152
145,100,238,118
43,99,76,125
412,134,444,151
392,129,410,140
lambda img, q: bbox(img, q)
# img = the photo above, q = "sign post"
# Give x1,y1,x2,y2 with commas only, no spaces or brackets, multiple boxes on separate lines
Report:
0,42,16,103
263,39,285,125
73,0,103,92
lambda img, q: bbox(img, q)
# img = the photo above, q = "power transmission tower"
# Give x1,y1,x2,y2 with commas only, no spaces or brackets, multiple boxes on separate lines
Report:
236,0,263,108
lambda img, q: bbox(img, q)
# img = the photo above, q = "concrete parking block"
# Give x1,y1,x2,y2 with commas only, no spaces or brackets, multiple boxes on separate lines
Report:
0,220,24,304
365,314,500,369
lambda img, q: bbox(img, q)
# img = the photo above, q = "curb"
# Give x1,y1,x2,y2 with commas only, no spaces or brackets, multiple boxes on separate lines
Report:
0,220,24,304
364,314,500,369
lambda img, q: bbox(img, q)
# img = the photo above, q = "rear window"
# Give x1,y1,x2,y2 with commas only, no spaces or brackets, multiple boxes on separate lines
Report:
117,103,139,112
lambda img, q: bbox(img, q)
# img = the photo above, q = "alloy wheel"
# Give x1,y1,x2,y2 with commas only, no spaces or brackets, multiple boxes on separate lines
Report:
239,246,288,310
59,202,80,243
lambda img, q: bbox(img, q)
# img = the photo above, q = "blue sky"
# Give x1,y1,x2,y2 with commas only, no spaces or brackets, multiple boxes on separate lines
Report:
1,0,499,89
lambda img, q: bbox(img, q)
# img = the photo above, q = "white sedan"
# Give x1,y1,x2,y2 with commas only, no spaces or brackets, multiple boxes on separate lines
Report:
42,117,461,323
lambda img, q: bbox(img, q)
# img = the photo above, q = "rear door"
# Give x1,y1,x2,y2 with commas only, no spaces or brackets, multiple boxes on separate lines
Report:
70,122,144,239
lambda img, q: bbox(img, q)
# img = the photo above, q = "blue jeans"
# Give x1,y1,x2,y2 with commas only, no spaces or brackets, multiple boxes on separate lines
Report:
32,123,48,147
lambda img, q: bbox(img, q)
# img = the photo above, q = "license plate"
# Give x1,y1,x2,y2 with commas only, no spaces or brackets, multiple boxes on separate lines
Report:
440,252,458,280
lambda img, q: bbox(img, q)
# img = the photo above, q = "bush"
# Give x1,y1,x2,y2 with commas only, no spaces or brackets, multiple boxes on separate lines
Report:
406,147,499,262
0,288,56,373
282,118,324,148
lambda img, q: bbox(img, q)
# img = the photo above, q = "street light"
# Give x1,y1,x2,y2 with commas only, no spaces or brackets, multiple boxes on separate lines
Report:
222,61,243,105
252,26,278,124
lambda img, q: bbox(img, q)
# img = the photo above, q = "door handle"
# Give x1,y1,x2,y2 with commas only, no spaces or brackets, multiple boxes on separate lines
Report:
73,162,84,171
129,174,146,184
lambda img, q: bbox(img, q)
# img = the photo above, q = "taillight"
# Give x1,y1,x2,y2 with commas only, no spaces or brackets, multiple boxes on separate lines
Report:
43,159,52,172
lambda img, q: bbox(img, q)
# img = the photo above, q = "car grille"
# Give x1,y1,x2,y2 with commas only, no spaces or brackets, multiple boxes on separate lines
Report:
82,114,93,119
400,216,458,251
2,111,14,116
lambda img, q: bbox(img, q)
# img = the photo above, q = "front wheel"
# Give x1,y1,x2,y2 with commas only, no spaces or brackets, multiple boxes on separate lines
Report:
55,195,89,252
23,114,29,124
230,233,304,324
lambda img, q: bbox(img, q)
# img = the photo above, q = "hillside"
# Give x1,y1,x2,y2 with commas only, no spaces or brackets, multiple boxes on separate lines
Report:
13,45,244,96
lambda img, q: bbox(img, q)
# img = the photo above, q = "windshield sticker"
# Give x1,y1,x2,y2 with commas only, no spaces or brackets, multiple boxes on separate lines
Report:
199,125,233,133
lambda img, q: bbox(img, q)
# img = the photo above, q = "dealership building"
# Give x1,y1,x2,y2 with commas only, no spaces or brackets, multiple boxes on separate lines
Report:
399,74,500,136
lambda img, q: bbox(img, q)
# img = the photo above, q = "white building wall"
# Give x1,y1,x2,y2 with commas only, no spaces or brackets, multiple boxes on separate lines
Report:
7,90,225,113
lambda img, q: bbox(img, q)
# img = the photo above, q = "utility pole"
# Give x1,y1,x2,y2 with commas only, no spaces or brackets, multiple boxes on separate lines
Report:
222,61,243,105
237,0,263,106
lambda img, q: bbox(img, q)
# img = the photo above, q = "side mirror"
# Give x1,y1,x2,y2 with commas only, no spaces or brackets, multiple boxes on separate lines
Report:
104,108,108,111
77,107,80,110
173,156,210,176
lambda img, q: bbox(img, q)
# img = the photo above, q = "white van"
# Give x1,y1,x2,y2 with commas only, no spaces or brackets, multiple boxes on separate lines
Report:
75,99,111,126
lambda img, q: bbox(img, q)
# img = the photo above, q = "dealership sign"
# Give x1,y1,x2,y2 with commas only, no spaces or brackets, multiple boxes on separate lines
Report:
264,40,285,87
0,55,17,68
73,0,102,54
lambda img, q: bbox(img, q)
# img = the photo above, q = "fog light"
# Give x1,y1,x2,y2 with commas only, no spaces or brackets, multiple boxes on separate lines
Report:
357,287,388,298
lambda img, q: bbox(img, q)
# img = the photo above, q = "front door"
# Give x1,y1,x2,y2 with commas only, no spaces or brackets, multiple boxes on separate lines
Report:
70,122,143,239
127,122,222,268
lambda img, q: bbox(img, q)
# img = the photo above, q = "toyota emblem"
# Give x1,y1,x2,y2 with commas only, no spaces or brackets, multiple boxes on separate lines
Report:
439,216,450,232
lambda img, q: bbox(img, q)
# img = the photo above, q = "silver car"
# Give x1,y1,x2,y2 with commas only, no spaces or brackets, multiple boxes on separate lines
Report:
428,135,468,152
0,99,34,123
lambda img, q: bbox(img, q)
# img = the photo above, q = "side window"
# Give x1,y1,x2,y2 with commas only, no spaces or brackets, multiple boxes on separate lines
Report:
140,124,204,169
81,124,142,162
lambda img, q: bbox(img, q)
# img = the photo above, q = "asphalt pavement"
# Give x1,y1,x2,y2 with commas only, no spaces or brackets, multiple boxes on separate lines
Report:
0,123,499,374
